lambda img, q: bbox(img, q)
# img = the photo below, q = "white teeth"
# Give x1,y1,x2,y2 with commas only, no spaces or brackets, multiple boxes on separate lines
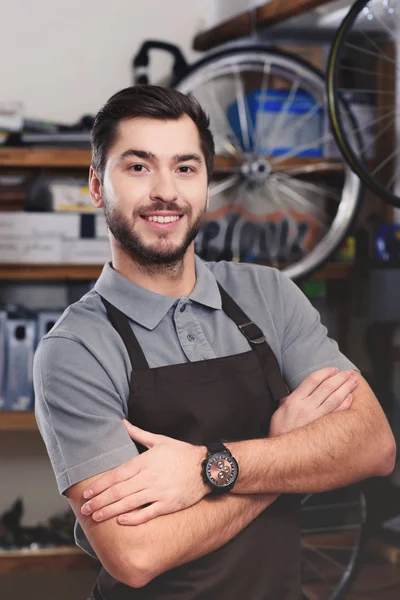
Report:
147,215,180,223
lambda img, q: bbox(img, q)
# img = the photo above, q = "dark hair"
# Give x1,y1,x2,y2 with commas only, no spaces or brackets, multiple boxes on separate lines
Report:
91,85,215,183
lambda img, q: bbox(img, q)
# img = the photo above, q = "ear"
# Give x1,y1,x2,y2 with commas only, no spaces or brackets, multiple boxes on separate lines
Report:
89,166,104,209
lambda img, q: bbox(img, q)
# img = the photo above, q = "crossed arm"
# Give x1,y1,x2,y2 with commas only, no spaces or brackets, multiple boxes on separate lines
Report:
66,368,396,587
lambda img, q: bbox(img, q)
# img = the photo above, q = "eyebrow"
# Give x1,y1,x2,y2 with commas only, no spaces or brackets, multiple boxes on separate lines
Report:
117,149,203,164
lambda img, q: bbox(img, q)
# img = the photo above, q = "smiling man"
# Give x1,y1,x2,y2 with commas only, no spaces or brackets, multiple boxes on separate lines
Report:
33,85,395,600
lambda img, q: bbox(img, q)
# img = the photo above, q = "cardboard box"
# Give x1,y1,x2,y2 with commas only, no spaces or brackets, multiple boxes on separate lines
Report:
62,238,111,264
0,212,80,239
95,213,109,238
0,312,7,409
0,236,63,263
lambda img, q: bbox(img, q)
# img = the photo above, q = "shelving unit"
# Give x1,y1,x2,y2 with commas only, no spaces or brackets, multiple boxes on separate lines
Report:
0,148,91,168
0,546,98,574
0,412,37,431
0,147,344,174
0,265,102,281
0,261,355,283
193,0,336,51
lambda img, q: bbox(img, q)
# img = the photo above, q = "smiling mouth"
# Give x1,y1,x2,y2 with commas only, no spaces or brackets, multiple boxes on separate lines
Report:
141,214,184,224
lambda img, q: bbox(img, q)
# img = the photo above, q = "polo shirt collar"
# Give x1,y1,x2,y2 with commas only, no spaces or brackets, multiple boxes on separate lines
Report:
94,255,221,330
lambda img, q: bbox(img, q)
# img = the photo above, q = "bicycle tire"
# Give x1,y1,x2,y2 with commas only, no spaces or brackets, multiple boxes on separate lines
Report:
173,44,363,280
301,486,367,600
327,0,400,207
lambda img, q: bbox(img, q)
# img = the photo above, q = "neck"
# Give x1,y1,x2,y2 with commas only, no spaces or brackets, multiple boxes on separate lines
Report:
110,242,197,298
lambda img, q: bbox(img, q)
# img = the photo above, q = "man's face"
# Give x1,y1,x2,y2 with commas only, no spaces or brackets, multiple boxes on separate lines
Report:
100,116,209,267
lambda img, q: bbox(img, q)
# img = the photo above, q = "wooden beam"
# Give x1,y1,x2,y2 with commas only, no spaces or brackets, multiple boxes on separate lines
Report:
194,0,337,52
0,546,97,574
0,148,91,168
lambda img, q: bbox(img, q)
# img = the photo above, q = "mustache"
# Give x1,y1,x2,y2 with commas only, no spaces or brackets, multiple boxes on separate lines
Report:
134,201,190,217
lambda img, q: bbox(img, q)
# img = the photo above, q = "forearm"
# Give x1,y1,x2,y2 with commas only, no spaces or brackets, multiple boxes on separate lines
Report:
229,383,396,495
133,492,277,582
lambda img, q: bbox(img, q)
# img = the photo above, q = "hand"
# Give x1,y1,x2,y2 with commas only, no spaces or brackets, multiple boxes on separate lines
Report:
81,422,208,525
269,367,359,437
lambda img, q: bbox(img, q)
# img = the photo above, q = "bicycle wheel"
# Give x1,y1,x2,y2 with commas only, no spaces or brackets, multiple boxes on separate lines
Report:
174,45,362,280
327,0,400,207
301,486,367,600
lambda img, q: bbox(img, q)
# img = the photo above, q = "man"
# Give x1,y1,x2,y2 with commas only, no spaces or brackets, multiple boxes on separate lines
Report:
34,85,395,600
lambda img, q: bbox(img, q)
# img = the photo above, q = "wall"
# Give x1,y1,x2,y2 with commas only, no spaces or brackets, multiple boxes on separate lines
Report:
0,0,207,123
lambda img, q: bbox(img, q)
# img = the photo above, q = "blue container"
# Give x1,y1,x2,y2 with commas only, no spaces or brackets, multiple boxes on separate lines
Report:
227,88,323,157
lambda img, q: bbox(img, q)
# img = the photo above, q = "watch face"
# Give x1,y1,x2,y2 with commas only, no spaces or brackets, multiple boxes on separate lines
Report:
205,453,238,488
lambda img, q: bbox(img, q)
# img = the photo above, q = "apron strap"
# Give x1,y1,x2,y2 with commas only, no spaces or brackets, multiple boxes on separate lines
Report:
217,283,288,404
100,296,149,371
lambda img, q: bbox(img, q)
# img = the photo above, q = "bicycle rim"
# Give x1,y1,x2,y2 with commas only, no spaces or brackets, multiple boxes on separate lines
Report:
327,0,400,207
301,487,367,600
175,46,362,280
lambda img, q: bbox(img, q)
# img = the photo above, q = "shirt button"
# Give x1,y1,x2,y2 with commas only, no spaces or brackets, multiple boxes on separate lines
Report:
187,334,195,342
180,304,186,313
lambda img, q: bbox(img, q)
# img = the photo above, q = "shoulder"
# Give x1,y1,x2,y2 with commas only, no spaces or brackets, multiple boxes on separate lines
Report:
204,259,291,308
34,289,131,388
43,289,107,344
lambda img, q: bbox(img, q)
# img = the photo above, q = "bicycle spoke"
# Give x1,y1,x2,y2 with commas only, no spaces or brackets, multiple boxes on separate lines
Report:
201,82,243,156
368,5,399,45
232,65,252,152
386,161,400,190
264,181,297,263
358,25,398,64
338,64,397,80
253,62,271,154
302,540,348,572
271,133,333,165
277,161,344,176
358,113,396,157
210,174,240,197
257,98,323,156
274,173,341,203
344,41,400,69
302,553,335,587
337,88,395,95
264,78,300,155
272,179,327,230
371,144,399,176
346,106,396,137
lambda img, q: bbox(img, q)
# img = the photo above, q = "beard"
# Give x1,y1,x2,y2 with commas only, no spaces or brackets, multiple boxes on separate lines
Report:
103,197,206,272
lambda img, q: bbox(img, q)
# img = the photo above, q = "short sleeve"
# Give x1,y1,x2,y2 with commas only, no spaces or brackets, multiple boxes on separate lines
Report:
34,336,138,494
278,272,358,391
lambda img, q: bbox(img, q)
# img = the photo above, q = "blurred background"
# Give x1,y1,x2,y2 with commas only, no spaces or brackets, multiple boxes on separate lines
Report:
0,1,399,598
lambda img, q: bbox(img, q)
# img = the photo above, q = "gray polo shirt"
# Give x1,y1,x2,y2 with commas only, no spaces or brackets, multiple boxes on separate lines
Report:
34,256,356,557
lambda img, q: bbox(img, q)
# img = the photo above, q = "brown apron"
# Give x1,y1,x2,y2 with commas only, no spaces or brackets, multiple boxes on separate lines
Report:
91,283,301,600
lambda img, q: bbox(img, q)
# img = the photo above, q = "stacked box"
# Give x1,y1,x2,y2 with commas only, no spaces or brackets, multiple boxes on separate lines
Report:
4,319,36,411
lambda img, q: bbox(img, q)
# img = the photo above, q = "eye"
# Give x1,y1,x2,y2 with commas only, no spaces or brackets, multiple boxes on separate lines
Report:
178,165,195,174
130,164,147,172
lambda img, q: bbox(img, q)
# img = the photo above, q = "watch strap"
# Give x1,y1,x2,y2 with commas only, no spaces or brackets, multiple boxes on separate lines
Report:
206,442,230,455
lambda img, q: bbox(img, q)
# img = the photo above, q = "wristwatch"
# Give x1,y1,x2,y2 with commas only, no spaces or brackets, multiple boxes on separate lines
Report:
201,442,239,495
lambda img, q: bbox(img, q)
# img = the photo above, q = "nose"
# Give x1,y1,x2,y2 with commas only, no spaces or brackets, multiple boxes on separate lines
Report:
150,170,178,204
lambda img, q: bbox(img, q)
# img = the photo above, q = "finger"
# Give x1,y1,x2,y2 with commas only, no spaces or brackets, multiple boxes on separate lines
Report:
333,394,353,413
315,371,359,408
82,478,143,515
318,376,359,415
118,502,163,526
89,491,152,522
291,367,340,400
83,458,140,500
123,420,157,449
